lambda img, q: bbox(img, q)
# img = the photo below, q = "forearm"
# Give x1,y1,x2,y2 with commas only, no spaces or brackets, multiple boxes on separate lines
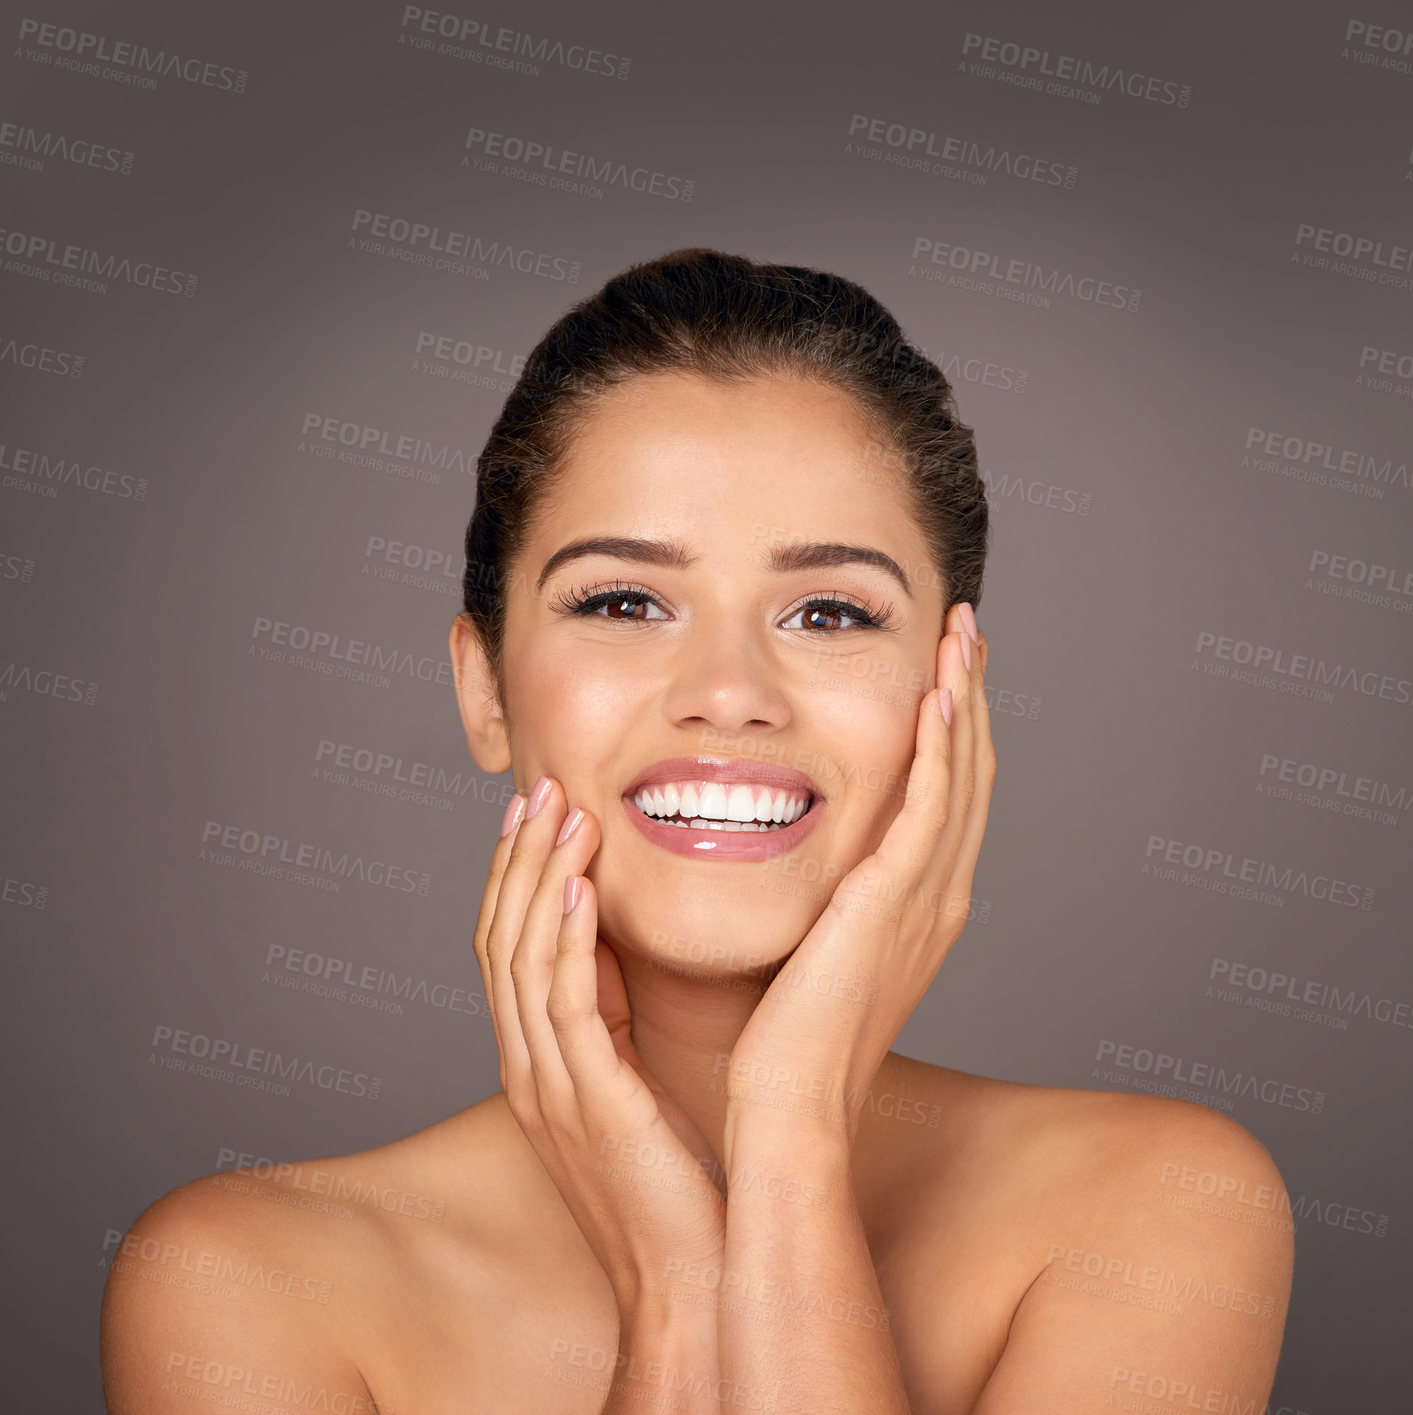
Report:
717,1109,910,1415
600,1302,724,1414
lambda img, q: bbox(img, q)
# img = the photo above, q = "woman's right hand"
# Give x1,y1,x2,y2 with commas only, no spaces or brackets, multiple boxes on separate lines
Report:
473,774,727,1319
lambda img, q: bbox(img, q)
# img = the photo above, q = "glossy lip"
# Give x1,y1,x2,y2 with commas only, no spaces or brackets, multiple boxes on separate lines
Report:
622,755,824,863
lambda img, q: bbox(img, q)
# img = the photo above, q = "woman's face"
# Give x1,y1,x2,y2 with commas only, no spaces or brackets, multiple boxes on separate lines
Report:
481,369,946,975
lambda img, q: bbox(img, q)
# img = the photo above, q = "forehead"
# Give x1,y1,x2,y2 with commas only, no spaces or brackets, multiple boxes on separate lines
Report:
539,370,920,549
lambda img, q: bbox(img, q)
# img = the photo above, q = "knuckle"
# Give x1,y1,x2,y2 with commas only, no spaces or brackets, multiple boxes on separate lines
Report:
545,992,586,1027
503,1086,535,1126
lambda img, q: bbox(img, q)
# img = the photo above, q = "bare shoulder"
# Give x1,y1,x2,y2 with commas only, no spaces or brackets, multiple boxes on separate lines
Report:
887,1052,1290,1213
880,1057,1295,1410
100,1096,516,1413
99,1159,375,1411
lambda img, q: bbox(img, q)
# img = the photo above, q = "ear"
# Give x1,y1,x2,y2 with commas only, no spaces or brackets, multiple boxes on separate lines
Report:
448,612,512,775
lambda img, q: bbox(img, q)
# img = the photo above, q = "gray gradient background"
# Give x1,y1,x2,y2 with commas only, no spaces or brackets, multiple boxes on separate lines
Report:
2,0,1410,1408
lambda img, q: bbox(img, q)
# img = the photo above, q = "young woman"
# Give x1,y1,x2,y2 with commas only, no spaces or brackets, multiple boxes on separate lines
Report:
101,249,1293,1413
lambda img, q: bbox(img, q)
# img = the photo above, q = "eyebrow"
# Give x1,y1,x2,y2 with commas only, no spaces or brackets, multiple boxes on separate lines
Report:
534,536,914,598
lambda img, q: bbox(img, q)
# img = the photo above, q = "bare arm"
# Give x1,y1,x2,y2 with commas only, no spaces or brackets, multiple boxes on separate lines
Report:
718,1109,909,1414
970,1103,1294,1413
100,1182,374,1414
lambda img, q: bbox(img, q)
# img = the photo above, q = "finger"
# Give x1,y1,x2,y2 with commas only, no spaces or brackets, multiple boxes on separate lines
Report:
926,631,977,914
872,629,967,883
941,624,997,908
514,803,603,1111
922,616,992,918
487,776,570,1096
594,936,636,1062
472,791,527,1090
547,882,625,1087
552,924,726,1194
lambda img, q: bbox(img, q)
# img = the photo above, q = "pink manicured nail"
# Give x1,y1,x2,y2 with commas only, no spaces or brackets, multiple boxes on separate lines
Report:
556,808,584,846
500,794,525,837
563,875,582,914
938,687,953,727
526,774,552,818
960,632,973,671
959,602,979,645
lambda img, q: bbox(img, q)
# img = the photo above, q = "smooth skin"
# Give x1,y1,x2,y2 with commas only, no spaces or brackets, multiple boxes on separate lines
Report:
101,371,1293,1413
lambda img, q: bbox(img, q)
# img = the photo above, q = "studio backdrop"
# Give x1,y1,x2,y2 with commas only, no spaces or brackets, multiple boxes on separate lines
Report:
2,1,1410,1407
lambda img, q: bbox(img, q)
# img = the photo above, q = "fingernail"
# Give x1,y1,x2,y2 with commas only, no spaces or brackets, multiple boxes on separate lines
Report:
556,808,584,846
938,687,953,727
960,631,973,672
959,602,979,645
526,774,552,818
500,794,525,837
564,875,582,914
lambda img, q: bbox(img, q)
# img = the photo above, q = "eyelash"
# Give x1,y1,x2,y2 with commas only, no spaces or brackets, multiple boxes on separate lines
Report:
549,579,898,633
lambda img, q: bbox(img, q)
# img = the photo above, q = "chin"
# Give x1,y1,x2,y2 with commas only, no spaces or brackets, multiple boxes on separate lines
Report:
596,877,822,983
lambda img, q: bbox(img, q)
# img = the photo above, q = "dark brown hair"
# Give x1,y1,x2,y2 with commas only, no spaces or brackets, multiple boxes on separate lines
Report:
461,247,989,695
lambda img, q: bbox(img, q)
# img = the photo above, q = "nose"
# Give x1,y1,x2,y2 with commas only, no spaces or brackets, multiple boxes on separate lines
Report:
663,622,792,737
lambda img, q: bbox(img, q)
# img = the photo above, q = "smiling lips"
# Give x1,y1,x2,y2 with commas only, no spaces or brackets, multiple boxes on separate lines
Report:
620,758,825,860
630,780,812,832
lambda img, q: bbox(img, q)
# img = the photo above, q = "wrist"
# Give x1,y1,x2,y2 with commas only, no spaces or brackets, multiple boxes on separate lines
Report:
723,1093,856,1175
610,1304,721,1412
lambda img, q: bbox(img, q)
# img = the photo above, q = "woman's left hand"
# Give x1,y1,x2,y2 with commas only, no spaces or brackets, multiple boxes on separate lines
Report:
726,602,994,1144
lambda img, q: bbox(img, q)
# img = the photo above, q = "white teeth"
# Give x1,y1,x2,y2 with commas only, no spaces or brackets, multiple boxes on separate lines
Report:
631,780,812,830
698,782,729,820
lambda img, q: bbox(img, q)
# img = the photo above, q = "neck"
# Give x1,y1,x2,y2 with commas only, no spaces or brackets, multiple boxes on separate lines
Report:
614,947,777,1166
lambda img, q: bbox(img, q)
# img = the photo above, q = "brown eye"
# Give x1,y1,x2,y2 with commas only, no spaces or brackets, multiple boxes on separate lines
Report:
804,605,846,631
782,596,886,633
552,584,669,622
602,595,650,621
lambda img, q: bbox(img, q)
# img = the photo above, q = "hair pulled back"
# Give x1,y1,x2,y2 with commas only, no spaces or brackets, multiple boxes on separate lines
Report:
462,247,989,694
